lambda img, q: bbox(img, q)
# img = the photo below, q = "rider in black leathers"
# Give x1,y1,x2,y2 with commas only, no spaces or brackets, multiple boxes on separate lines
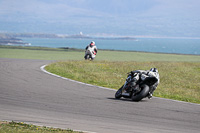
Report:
130,68,160,99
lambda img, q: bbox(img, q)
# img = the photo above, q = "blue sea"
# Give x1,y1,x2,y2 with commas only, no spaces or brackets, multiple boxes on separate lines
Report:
21,37,200,55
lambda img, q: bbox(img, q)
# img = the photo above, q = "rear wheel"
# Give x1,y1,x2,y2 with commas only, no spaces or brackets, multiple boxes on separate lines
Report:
115,86,123,99
131,84,149,101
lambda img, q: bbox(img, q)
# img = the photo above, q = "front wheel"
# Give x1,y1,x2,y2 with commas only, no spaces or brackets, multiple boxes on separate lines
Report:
115,86,123,99
84,54,89,60
131,84,149,101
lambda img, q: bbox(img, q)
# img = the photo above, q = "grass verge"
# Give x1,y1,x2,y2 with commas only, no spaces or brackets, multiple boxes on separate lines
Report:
0,121,83,133
0,45,84,60
46,60,200,104
1,45,200,61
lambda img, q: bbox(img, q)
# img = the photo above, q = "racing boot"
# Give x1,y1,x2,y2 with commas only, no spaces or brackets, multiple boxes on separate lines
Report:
148,92,153,99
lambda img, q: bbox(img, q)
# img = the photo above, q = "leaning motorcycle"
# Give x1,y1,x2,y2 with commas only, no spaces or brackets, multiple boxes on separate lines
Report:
115,71,158,101
84,49,96,60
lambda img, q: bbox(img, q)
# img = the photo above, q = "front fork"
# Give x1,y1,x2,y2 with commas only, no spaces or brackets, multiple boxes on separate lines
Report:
122,75,140,95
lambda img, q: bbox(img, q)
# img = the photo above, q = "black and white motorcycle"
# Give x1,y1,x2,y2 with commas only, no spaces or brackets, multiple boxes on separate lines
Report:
115,71,158,101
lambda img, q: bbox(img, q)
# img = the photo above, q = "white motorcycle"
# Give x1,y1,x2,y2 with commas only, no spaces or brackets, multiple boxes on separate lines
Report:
84,47,97,60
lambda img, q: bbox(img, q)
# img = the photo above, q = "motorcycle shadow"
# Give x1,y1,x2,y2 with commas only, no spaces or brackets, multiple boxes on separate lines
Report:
107,97,149,103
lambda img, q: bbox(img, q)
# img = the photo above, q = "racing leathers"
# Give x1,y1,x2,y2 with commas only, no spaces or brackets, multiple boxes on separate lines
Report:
84,43,97,60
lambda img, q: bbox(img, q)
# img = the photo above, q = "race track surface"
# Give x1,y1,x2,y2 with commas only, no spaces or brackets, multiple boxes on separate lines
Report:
0,58,200,133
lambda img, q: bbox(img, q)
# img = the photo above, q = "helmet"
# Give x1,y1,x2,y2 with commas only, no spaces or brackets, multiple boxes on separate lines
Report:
150,68,158,73
90,41,95,46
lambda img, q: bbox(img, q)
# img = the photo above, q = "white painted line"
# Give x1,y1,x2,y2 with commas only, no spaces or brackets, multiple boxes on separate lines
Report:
40,65,116,92
154,97,200,106
40,65,200,106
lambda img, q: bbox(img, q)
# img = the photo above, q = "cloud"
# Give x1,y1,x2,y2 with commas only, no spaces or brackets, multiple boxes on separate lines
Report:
0,0,199,36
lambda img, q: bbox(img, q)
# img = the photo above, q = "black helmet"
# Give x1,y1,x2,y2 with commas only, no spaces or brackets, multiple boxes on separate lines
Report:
150,68,158,73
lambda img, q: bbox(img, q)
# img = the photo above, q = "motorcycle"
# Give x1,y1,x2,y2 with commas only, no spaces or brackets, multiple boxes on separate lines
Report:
115,71,158,101
84,48,96,60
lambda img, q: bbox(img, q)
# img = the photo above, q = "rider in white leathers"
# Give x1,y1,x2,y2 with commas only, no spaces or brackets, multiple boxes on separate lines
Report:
84,41,98,60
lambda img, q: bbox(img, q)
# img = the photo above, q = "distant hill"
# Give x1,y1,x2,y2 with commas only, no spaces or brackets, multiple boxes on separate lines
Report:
0,34,24,45
0,33,136,40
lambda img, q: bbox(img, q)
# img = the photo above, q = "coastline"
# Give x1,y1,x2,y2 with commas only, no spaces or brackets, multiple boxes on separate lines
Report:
1,33,200,55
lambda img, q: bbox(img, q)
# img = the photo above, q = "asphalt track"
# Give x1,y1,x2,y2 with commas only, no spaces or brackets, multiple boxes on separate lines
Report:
0,58,200,133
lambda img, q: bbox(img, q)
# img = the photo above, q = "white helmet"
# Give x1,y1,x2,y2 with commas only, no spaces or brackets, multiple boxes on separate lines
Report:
90,41,95,45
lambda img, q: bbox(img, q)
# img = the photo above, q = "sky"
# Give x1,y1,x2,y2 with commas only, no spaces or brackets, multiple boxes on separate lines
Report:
0,0,200,37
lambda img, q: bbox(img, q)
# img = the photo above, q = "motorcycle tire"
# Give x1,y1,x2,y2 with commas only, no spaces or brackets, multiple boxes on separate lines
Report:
131,84,149,101
115,86,123,99
85,54,93,60
84,54,89,60
86,55,90,59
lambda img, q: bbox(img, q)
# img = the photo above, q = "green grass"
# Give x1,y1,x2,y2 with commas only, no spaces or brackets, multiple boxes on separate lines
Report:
97,50,200,62
0,121,83,133
0,46,84,60
45,61,200,104
1,45,200,62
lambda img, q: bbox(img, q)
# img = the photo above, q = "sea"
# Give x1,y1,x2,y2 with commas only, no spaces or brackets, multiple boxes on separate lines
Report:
21,37,200,55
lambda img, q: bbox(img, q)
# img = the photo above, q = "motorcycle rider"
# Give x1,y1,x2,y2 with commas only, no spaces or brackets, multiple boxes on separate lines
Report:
130,68,160,99
84,41,98,60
